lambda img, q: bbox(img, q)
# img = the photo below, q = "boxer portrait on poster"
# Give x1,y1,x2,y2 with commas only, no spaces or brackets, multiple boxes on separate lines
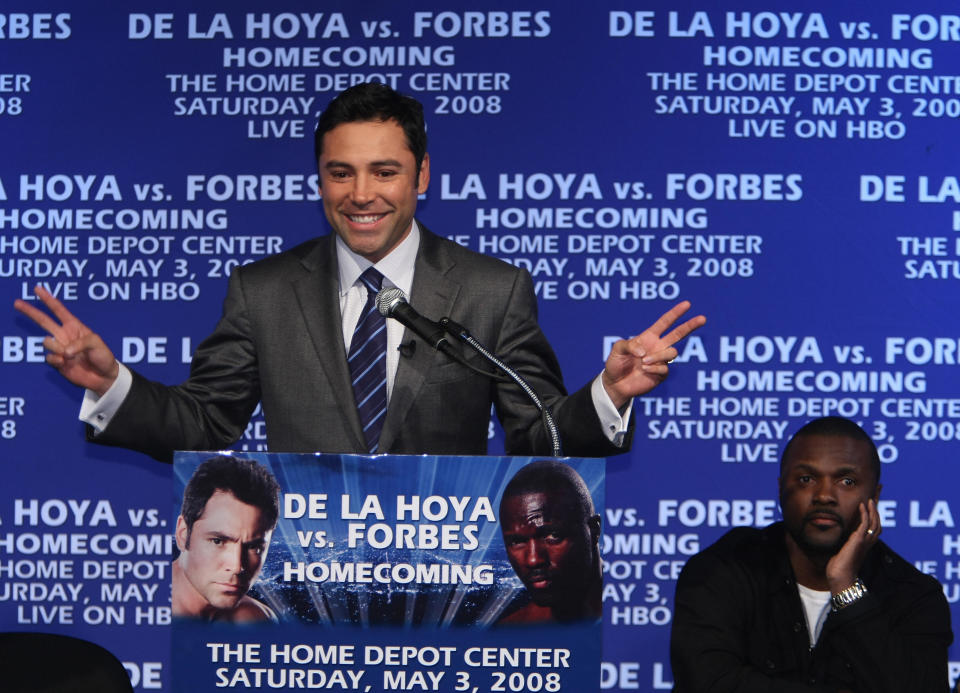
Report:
498,460,602,624
173,456,280,623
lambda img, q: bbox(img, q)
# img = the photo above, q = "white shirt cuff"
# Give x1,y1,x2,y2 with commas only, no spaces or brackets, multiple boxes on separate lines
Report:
590,373,633,447
79,363,132,433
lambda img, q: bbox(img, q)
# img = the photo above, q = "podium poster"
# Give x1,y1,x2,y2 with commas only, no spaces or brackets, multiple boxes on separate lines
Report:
171,452,604,693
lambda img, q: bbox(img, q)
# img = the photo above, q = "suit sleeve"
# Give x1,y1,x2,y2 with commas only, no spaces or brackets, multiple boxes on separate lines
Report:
493,268,633,457
90,269,261,462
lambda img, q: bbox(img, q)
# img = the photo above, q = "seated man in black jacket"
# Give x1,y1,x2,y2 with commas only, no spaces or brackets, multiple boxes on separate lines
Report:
671,416,953,692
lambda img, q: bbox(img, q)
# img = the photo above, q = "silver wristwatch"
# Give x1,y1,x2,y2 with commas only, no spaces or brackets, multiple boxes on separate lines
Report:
831,578,867,611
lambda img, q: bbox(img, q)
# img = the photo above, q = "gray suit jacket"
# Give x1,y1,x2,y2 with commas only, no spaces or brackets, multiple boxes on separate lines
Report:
95,227,632,461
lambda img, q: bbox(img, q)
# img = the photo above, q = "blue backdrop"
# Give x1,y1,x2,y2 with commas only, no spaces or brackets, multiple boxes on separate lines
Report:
2,2,958,690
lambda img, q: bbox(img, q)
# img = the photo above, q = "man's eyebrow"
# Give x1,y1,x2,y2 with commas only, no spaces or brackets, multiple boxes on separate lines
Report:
369,158,405,168
789,462,861,476
787,462,817,473
205,530,238,541
833,465,861,476
323,158,405,169
535,524,564,534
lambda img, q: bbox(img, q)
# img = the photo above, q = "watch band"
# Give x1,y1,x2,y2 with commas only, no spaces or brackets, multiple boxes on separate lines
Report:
831,578,867,611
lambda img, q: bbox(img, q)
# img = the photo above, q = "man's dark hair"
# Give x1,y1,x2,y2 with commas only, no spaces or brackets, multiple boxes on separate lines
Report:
780,416,881,482
500,460,596,519
180,456,281,545
313,82,428,175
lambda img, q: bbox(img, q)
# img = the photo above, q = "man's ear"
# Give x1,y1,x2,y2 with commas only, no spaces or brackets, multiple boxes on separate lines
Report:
417,153,430,194
175,515,189,552
588,514,601,543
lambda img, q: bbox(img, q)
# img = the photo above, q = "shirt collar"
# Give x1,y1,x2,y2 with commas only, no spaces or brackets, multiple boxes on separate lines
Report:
336,220,420,297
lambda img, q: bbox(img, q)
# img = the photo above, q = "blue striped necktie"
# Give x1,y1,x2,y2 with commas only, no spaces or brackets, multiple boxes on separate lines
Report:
348,267,387,453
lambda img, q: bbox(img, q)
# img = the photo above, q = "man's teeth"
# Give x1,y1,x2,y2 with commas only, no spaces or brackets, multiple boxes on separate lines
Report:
349,214,383,223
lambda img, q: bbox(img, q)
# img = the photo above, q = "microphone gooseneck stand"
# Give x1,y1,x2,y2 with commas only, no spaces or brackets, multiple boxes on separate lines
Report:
440,316,562,458
375,288,562,457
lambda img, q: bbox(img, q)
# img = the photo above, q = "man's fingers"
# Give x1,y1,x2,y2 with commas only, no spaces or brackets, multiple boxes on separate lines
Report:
33,285,79,325
13,298,62,336
641,346,678,364
857,501,881,542
640,363,669,376
64,332,106,360
42,336,66,356
643,301,706,344
13,286,81,334
617,337,646,358
658,314,707,347
866,498,882,538
645,300,692,336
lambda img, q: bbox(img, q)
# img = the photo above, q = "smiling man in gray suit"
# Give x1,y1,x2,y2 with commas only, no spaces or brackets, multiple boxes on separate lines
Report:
15,83,704,462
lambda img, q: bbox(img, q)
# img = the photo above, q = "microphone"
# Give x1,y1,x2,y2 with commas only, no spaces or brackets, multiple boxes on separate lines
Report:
376,288,451,353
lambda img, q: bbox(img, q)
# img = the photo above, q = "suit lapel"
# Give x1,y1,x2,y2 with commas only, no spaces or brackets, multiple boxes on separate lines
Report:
378,226,461,451
291,235,367,451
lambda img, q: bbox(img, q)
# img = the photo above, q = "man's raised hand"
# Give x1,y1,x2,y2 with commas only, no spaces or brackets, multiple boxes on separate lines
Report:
601,300,706,409
14,286,119,396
